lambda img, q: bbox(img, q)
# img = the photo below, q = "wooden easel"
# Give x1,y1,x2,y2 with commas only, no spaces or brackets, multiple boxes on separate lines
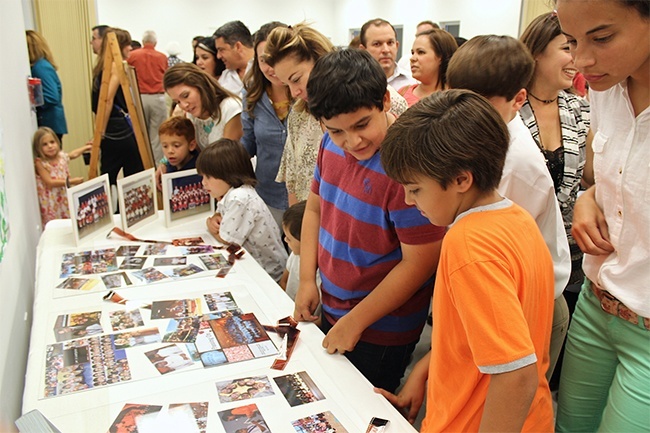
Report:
88,32,154,178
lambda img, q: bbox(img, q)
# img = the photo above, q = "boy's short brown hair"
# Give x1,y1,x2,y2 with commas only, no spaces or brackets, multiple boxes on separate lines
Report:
446,35,534,101
282,200,307,240
196,138,256,188
159,116,196,143
381,89,509,193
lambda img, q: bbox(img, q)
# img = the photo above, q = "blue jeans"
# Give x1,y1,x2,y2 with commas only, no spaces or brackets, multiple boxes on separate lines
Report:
320,316,417,393
556,281,650,432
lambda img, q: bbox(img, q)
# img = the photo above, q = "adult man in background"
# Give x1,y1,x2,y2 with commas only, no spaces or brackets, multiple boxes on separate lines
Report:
213,21,254,95
127,30,168,163
359,18,415,91
397,20,440,73
91,25,109,55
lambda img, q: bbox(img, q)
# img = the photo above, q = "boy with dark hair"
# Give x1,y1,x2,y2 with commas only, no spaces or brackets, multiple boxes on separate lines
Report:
446,35,571,381
158,116,198,172
377,89,554,432
298,48,445,393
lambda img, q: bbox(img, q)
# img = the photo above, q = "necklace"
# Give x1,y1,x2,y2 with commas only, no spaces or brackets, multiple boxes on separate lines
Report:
528,91,557,104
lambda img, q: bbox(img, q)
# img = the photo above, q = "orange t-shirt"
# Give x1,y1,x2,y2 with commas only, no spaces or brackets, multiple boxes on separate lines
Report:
421,202,554,432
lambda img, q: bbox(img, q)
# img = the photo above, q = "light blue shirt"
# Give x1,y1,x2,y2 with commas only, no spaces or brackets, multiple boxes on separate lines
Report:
240,90,289,210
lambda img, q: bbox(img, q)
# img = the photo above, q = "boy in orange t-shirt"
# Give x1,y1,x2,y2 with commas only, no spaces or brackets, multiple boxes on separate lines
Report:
377,90,554,432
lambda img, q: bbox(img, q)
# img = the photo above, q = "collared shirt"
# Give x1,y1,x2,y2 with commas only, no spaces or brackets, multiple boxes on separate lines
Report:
218,59,253,96
241,90,288,210
126,44,167,94
500,116,571,298
584,82,650,317
387,62,416,91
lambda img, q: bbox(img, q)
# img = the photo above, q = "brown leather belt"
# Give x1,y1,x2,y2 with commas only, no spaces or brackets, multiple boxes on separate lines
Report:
589,280,650,330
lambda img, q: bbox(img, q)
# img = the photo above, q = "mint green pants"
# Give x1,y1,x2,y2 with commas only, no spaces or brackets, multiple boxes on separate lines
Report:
556,282,650,432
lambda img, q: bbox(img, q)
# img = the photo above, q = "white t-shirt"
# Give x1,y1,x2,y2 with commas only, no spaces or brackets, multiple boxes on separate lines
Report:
500,115,571,298
217,185,288,282
189,97,242,149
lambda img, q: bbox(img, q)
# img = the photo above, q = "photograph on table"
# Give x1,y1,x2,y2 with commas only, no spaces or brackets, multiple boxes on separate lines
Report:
56,276,98,291
150,298,202,319
180,245,215,255
53,311,103,342
292,411,349,433
161,169,213,227
59,248,118,278
107,403,163,433
274,371,326,407
43,335,131,398
199,254,230,271
117,168,157,232
109,309,144,331
216,375,275,403
66,174,114,245
171,236,205,246
144,344,195,375
218,403,270,433
208,312,278,363
163,317,201,343
167,263,205,278
153,256,187,266
141,243,168,256
112,327,161,349
119,256,147,270
131,267,169,284
204,291,238,312
102,271,133,290
167,402,209,433
115,245,141,256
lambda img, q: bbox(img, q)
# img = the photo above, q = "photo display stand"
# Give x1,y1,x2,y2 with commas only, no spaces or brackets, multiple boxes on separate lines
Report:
88,32,154,179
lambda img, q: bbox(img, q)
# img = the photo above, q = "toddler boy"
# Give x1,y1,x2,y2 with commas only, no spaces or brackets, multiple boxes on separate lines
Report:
159,116,198,172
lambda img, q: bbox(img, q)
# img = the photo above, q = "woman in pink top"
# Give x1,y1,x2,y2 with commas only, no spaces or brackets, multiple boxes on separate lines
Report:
399,29,457,106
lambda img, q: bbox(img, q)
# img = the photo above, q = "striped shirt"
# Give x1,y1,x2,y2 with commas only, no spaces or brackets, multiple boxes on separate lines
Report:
312,133,445,345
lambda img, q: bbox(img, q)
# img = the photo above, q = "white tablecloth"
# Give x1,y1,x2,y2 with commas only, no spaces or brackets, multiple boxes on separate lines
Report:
21,214,416,432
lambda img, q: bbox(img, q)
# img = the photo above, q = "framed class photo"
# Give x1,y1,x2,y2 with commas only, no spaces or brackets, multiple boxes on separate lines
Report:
67,174,114,245
117,168,157,231
161,169,213,227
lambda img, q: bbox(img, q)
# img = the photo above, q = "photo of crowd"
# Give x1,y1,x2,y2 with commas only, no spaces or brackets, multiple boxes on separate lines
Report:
166,174,211,221
121,178,155,229
73,185,111,236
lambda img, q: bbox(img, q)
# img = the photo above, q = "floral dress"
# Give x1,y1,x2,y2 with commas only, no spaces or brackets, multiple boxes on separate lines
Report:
36,151,71,225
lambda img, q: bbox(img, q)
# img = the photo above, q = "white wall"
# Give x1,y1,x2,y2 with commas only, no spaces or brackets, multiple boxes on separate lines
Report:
0,0,42,430
96,0,521,61
334,0,522,61
96,0,338,62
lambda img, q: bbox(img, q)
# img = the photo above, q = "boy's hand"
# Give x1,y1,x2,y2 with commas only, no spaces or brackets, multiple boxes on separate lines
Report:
293,280,320,322
322,314,361,354
206,213,222,238
374,373,427,424
571,186,614,255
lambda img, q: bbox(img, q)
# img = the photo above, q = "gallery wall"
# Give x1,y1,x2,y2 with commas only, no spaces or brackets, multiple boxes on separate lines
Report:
96,0,522,63
0,0,43,430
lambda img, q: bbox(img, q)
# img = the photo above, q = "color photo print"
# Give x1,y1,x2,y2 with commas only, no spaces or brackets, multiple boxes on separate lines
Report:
117,168,157,231
161,169,213,227
66,174,114,245
197,313,277,367
291,411,349,433
274,371,325,407
43,335,131,398
218,403,270,433
107,402,208,433
216,375,275,403
60,248,118,278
